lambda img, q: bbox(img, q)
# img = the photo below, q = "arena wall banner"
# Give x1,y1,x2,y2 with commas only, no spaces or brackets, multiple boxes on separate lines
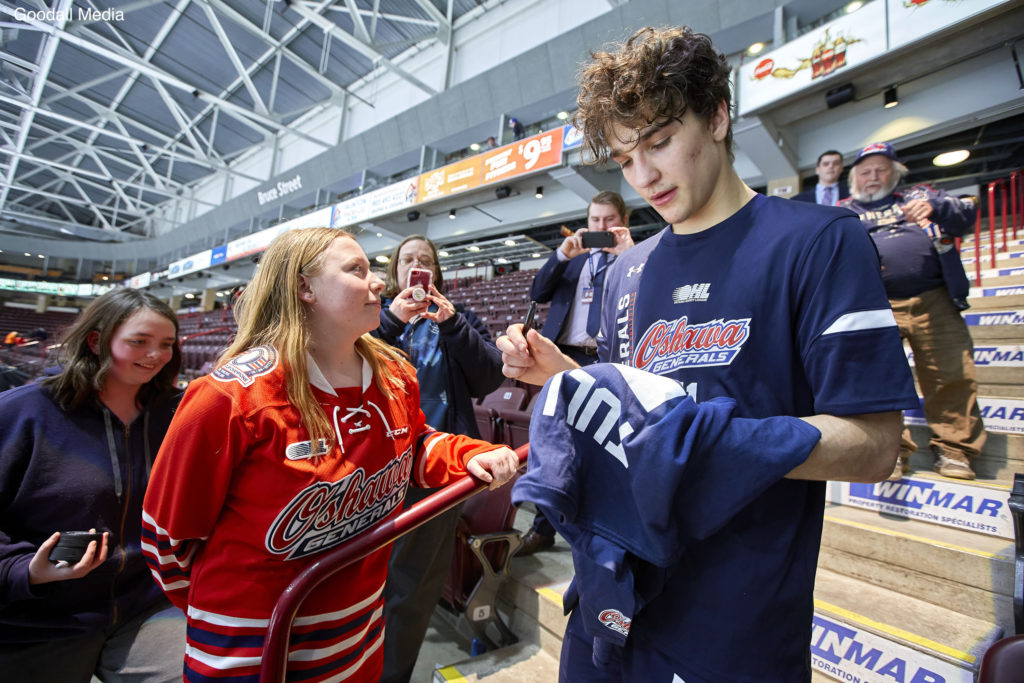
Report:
127,272,152,289
889,0,1013,50
828,473,1013,539
810,611,974,683
331,177,419,228
737,1,885,115
0,278,95,296
561,123,583,151
225,223,292,262
418,156,483,202
167,249,212,279
481,129,563,185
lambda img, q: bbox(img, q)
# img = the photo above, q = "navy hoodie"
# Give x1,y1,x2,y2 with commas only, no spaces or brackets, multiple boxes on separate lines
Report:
0,381,182,643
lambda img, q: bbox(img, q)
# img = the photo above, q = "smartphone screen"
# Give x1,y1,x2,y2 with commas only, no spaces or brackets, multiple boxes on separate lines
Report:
523,301,538,332
580,231,616,249
407,267,432,291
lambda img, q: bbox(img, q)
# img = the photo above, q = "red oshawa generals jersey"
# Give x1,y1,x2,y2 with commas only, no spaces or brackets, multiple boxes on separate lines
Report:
141,346,498,683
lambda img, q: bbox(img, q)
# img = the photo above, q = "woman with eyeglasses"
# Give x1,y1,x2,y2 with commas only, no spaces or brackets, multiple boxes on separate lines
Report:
374,234,505,682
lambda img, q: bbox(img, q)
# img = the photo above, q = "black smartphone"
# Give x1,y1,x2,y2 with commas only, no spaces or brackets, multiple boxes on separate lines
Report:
522,301,538,332
580,230,616,249
49,531,104,564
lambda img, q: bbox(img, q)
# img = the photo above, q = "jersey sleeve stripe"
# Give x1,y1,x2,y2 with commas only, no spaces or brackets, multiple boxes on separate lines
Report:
821,308,897,336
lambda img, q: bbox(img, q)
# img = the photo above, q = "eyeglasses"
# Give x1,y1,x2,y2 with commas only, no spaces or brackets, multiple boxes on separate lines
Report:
398,255,435,267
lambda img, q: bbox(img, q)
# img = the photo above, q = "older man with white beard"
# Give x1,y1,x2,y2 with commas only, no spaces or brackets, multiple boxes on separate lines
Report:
840,142,985,481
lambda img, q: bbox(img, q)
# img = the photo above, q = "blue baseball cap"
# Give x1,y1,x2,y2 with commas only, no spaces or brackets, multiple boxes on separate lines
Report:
852,142,901,167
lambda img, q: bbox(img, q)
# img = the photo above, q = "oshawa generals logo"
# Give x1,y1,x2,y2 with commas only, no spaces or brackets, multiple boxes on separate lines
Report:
212,346,277,387
599,609,631,636
265,448,413,559
634,316,750,375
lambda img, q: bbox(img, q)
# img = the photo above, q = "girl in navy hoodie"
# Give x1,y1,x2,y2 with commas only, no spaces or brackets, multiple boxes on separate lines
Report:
0,288,186,682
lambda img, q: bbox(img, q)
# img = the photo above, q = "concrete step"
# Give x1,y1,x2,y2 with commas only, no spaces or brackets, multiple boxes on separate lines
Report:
905,423,1022,482
966,292,1024,310
959,237,1024,253
812,569,1002,683
962,251,1024,267
969,325,1024,342
433,641,560,682
819,504,1015,631
974,273,1024,287
977,383,1024,398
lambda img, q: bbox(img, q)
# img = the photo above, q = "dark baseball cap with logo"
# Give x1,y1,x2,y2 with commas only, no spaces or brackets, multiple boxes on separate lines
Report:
851,142,901,167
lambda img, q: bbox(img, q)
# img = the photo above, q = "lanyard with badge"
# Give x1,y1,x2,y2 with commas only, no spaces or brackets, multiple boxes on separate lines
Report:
581,251,608,304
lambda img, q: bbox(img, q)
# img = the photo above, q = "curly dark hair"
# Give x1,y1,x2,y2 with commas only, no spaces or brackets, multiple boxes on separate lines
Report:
574,26,734,164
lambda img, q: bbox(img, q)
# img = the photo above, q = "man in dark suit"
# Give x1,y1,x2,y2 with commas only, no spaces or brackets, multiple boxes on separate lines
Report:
519,190,633,554
792,149,849,205
530,191,633,366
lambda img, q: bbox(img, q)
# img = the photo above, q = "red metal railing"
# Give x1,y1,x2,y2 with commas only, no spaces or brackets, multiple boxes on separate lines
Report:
259,443,530,683
988,179,1007,267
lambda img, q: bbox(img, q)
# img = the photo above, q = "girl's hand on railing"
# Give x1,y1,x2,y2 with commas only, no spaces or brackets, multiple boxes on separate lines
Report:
466,447,521,490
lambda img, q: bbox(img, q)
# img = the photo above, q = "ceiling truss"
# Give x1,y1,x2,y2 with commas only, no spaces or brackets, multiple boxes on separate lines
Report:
0,0,461,243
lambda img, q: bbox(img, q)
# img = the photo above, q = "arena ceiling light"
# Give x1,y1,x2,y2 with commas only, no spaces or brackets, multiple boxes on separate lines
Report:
375,255,390,263
449,208,457,219
845,1,864,13
746,42,765,56
883,85,899,109
556,111,569,120
535,186,544,198
933,150,970,167
503,239,516,247
466,245,480,252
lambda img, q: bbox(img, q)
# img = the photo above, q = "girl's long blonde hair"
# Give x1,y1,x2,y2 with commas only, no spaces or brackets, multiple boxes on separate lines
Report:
219,227,407,447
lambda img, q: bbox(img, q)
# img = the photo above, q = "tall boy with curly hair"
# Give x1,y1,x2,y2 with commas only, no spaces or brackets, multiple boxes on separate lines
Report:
498,26,918,681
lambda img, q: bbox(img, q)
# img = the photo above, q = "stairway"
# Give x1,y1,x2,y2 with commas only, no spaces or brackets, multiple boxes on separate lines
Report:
430,231,1022,682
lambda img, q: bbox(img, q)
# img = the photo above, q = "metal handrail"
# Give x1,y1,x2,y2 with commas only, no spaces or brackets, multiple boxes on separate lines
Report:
259,443,530,682
986,179,1008,269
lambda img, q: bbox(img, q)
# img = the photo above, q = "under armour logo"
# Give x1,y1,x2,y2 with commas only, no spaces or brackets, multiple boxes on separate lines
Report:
627,264,645,278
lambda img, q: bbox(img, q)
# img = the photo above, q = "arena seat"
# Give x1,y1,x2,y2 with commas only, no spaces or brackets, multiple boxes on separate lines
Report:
441,469,523,651
978,635,1024,683
498,391,540,450
473,386,527,444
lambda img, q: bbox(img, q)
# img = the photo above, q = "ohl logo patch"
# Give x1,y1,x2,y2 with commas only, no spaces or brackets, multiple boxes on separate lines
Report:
633,316,750,375
212,345,277,387
265,448,413,559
